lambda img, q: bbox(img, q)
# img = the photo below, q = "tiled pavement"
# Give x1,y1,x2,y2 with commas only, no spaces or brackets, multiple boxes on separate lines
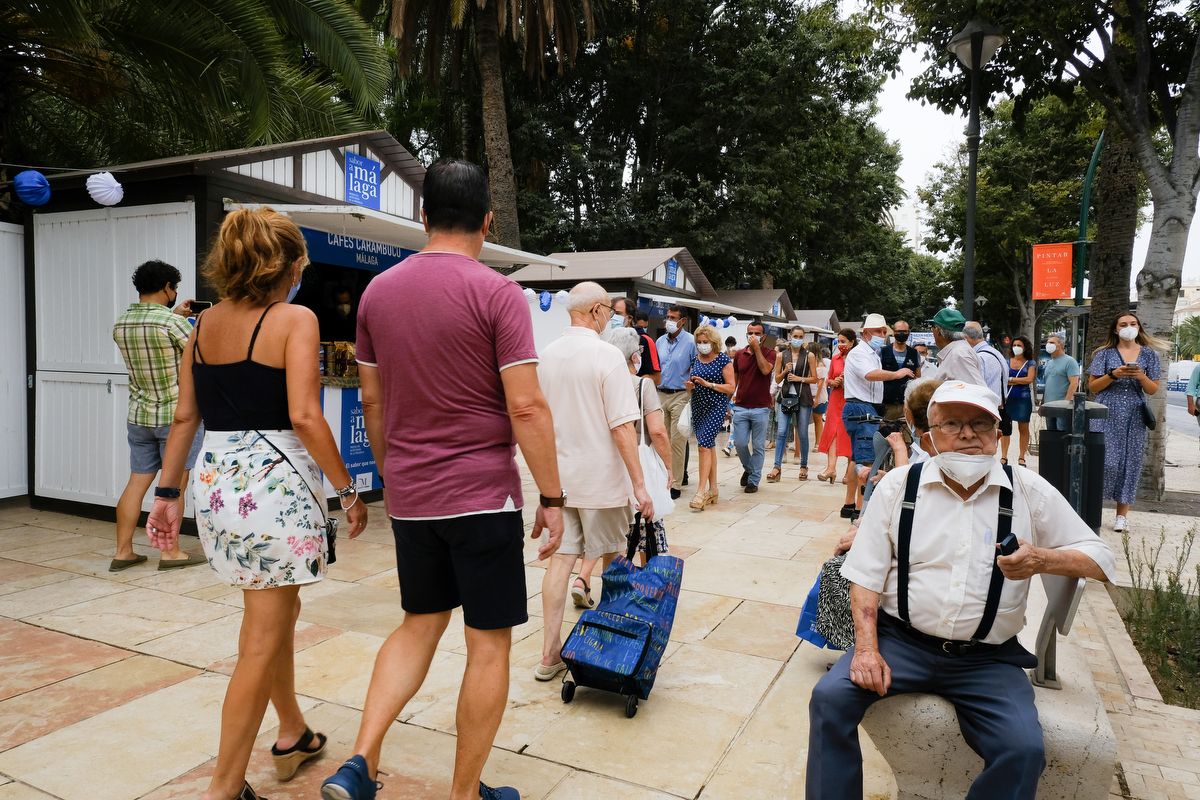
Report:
0,431,1197,799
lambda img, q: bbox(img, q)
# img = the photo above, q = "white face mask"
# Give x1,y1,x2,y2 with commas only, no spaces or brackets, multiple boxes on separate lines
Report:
1118,325,1139,341
696,342,713,356
337,303,351,316
1045,342,1058,354
930,438,994,487
665,320,679,335
790,339,803,348
1012,345,1024,356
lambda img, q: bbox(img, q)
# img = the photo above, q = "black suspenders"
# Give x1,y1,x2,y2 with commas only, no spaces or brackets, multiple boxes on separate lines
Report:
896,463,1015,643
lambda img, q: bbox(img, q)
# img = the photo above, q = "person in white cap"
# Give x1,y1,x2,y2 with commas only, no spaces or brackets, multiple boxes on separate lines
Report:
839,313,915,520
806,380,1116,800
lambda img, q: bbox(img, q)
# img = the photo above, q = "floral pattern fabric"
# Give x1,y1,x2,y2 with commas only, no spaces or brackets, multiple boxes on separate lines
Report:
193,430,328,589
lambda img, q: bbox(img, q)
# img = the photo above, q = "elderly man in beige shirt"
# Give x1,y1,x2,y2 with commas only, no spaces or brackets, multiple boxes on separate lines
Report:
534,281,655,682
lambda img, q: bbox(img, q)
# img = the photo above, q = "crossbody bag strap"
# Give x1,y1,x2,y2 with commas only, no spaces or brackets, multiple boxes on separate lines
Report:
971,464,1014,642
207,377,328,522
896,462,923,626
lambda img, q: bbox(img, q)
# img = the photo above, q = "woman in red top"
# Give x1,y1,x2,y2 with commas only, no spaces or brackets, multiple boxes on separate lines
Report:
816,329,855,483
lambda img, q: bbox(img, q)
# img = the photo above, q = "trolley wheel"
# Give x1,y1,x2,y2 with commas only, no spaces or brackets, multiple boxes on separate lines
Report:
625,695,638,718
561,680,576,704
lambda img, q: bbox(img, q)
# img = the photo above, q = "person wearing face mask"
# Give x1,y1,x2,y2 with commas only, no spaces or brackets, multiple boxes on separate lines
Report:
817,330,855,485
323,287,358,341
807,380,1116,800
879,319,921,423
110,259,208,573
730,320,778,492
841,314,914,520
147,208,370,800
1000,336,1036,466
684,324,735,508
768,327,818,482
1040,334,1080,432
656,305,696,499
630,307,663,386
1087,311,1166,533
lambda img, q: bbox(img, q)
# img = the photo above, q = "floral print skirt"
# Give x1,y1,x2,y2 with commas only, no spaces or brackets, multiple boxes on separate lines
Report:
192,430,328,589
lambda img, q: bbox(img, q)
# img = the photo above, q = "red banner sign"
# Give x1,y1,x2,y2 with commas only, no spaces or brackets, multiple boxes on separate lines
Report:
1032,243,1074,300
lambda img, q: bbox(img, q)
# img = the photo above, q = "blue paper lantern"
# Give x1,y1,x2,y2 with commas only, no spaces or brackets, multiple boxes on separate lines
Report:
539,291,552,312
13,170,50,206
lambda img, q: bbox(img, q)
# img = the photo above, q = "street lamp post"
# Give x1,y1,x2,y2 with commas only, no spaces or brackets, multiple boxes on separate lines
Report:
948,20,1005,321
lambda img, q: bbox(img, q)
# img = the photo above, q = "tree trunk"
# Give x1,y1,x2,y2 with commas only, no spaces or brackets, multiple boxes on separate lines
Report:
1084,123,1141,369
474,4,521,249
1134,189,1195,502
1012,259,1035,342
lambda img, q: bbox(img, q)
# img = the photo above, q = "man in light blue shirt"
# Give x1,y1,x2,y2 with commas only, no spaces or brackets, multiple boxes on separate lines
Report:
1186,365,1200,433
1042,334,1081,431
656,305,695,497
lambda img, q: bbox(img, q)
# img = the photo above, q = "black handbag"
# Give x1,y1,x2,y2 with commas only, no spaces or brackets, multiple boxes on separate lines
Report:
1139,391,1157,430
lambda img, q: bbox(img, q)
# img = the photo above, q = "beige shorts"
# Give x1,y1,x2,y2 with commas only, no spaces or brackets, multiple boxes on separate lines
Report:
560,506,633,559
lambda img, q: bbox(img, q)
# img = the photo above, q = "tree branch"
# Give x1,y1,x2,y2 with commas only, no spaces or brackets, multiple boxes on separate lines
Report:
1168,31,1200,182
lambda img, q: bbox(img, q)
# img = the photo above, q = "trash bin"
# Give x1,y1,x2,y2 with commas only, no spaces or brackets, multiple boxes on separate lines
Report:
1037,398,1108,532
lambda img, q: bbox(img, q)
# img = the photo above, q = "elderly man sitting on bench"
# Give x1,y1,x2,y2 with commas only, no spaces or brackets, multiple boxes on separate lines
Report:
806,381,1115,800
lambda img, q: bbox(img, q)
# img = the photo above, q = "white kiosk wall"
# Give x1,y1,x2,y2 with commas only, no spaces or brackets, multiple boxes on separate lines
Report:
32,203,197,507
526,294,570,354
0,222,26,498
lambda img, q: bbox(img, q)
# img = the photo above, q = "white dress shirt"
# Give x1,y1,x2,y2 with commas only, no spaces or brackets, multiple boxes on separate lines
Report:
841,460,1116,645
843,340,883,404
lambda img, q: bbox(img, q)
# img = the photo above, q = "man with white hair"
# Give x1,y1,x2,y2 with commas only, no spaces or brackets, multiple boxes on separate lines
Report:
840,313,914,520
965,321,1011,443
534,281,655,682
926,307,985,386
807,380,1116,800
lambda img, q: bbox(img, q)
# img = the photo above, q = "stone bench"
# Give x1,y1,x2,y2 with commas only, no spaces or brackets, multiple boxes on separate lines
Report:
859,575,1118,799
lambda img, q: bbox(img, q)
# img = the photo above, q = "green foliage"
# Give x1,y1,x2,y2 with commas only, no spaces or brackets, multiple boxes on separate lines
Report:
1119,528,1200,709
1,0,388,169
919,92,1102,336
1175,317,1200,359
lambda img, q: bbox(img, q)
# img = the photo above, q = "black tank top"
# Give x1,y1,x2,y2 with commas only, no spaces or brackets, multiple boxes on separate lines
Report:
192,303,293,431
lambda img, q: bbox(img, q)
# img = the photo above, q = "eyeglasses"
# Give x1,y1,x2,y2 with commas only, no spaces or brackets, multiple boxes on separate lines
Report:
930,419,998,436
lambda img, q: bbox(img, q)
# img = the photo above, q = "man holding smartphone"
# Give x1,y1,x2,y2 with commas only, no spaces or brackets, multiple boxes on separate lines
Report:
109,260,206,571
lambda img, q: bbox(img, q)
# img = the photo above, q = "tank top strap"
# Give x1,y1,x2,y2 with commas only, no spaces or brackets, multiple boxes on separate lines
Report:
247,302,282,360
192,312,207,364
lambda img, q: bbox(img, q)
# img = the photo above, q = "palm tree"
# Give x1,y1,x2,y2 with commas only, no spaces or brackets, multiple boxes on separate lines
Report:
1,0,388,170
1176,316,1200,360
387,0,598,249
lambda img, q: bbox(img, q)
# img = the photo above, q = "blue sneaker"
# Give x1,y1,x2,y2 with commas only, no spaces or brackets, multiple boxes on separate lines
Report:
480,782,520,800
321,755,379,800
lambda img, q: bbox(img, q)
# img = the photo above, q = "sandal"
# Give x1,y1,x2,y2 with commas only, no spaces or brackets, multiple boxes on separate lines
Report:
1000,457,1008,465
1018,458,1027,467
689,493,707,510
570,577,594,609
236,780,267,800
799,467,808,481
272,727,326,782
767,468,782,483
706,491,719,506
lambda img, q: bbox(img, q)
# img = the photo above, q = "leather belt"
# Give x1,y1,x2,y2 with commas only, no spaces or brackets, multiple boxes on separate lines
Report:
658,388,685,394
879,611,1002,657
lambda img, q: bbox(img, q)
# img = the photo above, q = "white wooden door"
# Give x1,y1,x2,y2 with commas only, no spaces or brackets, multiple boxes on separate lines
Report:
0,222,27,498
33,203,195,506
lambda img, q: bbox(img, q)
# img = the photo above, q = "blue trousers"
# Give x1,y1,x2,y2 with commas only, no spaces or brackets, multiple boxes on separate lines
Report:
732,405,770,486
807,621,1045,799
774,404,813,468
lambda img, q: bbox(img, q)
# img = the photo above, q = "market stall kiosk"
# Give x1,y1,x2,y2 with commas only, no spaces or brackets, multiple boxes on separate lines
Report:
19,132,562,519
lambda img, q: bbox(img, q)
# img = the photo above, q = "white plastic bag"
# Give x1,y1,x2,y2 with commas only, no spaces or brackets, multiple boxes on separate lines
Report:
676,403,693,439
639,443,675,517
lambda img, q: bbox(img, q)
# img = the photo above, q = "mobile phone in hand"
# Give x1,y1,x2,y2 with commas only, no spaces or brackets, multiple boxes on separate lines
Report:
998,533,1019,556
190,300,213,313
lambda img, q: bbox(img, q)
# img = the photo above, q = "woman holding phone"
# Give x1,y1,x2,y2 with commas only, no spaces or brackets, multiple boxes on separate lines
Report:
146,207,368,800
1086,311,1165,533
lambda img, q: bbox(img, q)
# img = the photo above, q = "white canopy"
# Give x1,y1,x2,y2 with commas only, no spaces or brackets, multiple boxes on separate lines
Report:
637,291,760,318
223,201,566,270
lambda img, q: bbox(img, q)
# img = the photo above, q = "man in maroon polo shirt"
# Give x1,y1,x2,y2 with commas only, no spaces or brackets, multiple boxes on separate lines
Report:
731,319,777,492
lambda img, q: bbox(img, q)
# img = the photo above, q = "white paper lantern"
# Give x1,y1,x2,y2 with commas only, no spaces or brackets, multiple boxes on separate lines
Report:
86,172,123,206
522,287,536,299
554,290,569,304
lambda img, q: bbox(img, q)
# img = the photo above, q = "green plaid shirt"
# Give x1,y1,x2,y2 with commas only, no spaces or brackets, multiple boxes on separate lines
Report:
112,303,193,427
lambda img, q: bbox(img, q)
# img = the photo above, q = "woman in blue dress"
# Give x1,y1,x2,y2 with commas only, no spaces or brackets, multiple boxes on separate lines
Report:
686,324,735,510
1087,311,1165,533
1000,335,1037,466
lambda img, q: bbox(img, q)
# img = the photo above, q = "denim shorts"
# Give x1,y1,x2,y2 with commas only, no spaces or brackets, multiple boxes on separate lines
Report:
128,422,204,474
842,401,881,465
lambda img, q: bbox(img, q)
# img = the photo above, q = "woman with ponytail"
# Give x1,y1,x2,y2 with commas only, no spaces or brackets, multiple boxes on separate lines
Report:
146,207,368,800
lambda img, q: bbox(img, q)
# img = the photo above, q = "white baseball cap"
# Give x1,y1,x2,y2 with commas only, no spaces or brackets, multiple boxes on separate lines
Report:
863,313,887,329
929,381,1002,421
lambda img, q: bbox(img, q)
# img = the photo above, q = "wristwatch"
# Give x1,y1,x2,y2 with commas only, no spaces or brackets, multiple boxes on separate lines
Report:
154,486,181,499
539,491,567,508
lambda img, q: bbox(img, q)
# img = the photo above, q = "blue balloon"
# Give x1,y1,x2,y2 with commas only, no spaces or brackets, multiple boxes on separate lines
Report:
539,290,552,312
13,170,50,206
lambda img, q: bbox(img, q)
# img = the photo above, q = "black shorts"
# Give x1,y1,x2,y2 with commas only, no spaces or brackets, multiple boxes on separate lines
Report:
390,511,529,630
